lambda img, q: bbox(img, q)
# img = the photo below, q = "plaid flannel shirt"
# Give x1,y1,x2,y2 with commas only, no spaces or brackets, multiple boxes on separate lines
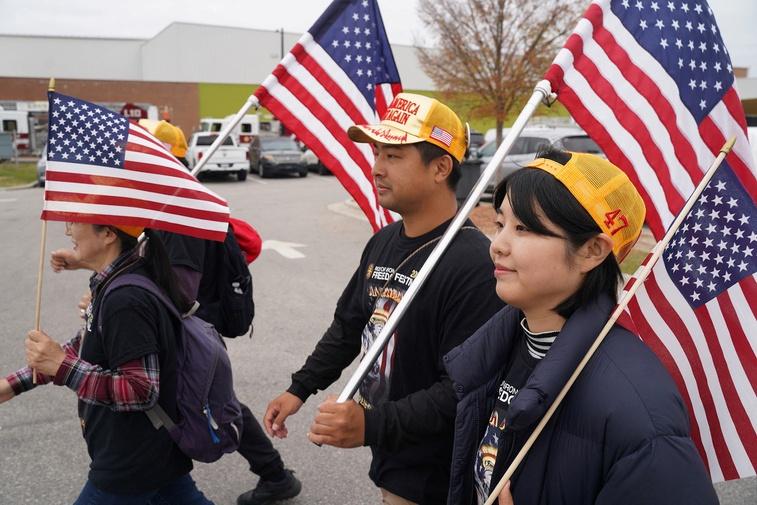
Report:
6,247,160,412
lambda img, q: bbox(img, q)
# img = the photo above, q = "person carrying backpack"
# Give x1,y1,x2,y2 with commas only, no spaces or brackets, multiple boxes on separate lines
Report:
47,220,301,505
0,222,215,505
156,223,302,505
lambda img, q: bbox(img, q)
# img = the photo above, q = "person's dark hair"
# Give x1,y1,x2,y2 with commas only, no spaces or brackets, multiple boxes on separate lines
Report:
492,147,622,318
95,225,191,313
413,141,461,190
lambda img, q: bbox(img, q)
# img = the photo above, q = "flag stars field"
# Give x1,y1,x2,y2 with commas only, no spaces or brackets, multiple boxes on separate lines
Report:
663,169,756,307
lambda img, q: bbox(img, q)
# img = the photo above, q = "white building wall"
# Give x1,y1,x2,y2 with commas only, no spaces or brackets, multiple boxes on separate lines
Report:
0,23,435,90
0,35,143,81
392,44,434,90
141,23,300,84
735,77,757,100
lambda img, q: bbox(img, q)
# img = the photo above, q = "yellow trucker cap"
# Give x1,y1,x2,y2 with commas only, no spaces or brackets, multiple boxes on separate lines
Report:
348,93,467,162
526,153,646,261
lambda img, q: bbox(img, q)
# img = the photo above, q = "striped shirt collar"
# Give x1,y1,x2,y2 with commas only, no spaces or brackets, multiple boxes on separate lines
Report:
520,318,559,360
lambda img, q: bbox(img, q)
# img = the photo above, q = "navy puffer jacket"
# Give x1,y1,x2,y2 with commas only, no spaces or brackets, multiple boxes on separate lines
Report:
444,295,717,505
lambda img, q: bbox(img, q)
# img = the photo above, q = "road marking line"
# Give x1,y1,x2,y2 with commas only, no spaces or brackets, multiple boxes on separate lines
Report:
262,240,306,259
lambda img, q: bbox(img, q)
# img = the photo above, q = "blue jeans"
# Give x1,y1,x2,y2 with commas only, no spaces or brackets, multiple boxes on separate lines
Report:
73,473,214,505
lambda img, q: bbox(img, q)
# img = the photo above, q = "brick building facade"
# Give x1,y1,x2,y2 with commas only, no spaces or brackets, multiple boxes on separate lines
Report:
0,77,200,137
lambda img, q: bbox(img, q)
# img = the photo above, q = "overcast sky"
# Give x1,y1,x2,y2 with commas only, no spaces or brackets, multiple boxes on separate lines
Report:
0,0,754,73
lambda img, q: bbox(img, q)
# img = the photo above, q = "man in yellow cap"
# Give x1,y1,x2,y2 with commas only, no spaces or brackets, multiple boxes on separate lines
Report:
263,93,504,504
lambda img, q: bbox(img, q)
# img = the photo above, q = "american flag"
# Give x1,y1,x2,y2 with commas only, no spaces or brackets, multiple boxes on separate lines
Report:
544,0,756,239
544,0,757,482
254,0,402,231
430,126,454,147
624,161,756,482
42,92,230,242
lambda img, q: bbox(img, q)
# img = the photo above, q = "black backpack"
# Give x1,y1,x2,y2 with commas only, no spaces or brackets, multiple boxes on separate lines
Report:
214,229,255,338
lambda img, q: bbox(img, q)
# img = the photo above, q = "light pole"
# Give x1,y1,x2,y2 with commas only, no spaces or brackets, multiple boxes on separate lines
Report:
279,28,284,60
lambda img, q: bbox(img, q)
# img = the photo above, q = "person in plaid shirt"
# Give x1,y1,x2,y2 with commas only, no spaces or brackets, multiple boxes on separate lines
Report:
0,221,214,505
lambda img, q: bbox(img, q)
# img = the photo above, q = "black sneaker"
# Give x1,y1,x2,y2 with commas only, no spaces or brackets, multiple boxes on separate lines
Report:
237,469,302,505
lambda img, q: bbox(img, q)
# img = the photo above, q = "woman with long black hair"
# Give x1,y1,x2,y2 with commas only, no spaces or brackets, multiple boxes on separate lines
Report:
0,222,214,505
445,149,717,505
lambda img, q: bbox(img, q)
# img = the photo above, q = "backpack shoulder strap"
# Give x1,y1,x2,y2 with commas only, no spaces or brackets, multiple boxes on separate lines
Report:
102,273,181,320
100,273,179,431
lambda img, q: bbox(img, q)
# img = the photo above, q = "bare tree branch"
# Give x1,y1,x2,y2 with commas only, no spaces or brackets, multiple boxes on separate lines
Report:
416,0,583,143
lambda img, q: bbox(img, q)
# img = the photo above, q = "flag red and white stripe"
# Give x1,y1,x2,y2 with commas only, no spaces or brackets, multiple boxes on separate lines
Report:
254,0,402,232
623,255,756,482
42,92,230,241
617,158,757,482
544,0,756,239
545,0,757,482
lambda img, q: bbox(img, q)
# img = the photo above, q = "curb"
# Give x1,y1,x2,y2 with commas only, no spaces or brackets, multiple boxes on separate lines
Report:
0,181,39,191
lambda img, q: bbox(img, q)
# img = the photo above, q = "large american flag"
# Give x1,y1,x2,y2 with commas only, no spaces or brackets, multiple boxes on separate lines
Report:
42,92,230,241
544,0,757,482
624,162,756,481
255,0,402,231
544,0,756,239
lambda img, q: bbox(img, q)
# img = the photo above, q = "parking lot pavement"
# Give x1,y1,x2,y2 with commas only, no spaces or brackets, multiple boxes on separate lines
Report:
0,176,753,504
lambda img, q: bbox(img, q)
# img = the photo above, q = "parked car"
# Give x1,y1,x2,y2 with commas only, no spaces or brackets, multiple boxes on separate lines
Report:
36,143,46,186
248,136,308,178
478,127,604,191
302,148,331,175
467,129,485,158
187,133,249,181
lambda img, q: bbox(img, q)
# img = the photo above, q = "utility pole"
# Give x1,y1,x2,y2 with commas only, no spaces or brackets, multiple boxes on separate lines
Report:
279,28,284,59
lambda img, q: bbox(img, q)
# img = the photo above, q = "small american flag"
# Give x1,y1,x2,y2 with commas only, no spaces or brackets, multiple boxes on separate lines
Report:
624,160,756,482
42,92,230,241
544,0,756,239
429,126,453,147
255,0,402,232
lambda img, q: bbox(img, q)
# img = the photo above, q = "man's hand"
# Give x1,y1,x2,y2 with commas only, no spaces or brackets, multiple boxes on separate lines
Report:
264,391,304,439
307,395,365,448
497,481,514,505
25,330,65,377
0,379,15,404
50,249,81,272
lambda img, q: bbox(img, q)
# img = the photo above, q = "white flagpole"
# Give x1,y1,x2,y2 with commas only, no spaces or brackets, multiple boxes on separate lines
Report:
190,94,260,177
483,137,737,504
336,80,555,403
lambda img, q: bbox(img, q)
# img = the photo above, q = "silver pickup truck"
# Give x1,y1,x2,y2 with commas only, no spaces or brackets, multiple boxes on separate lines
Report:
187,133,249,181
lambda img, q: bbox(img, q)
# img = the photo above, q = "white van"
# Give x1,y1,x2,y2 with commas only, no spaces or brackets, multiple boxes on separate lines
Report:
0,109,30,152
199,114,259,147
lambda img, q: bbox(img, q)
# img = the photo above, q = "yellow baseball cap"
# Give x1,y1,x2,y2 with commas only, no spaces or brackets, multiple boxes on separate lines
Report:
348,92,467,162
526,153,646,261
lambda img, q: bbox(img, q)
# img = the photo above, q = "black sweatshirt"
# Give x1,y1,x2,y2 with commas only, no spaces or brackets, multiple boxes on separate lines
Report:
288,219,504,504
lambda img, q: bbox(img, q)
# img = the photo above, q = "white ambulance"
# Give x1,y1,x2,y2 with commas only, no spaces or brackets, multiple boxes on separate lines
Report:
199,114,260,147
0,109,31,152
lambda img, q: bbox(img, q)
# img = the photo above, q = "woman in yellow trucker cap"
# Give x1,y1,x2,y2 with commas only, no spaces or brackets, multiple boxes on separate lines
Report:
443,149,717,505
